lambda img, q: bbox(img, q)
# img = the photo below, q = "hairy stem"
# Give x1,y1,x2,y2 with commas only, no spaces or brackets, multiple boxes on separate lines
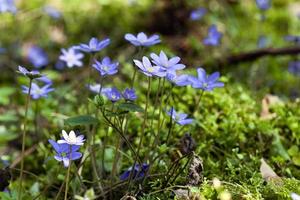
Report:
64,147,72,200
127,77,152,191
193,90,204,115
18,78,33,200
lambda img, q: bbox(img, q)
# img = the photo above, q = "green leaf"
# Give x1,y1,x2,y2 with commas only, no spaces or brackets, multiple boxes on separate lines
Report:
116,102,144,113
0,111,18,122
65,115,98,126
0,192,13,200
288,145,299,157
29,182,40,196
0,87,15,105
105,110,128,117
292,155,300,166
272,133,290,160
0,126,18,144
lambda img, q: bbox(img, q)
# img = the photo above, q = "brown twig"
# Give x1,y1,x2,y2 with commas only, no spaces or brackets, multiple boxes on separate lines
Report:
11,144,37,168
207,46,300,68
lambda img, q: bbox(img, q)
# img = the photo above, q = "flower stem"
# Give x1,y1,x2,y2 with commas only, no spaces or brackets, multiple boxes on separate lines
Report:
194,90,204,115
64,146,72,200
130,47,144,88
18,78,33,200
149,78,162,129
127,77,151,191
86,53,96,114
34,100,39,137
165,109,174,145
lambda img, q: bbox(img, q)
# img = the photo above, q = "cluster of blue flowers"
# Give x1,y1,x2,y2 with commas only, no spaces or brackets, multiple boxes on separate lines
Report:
189,5,223,46
133,52,223,92
16,28,224,183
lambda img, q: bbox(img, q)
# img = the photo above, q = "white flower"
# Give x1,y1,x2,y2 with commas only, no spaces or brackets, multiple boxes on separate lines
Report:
59,47,84,68
291,193,300,200
212,177,221,189
57,130,85,146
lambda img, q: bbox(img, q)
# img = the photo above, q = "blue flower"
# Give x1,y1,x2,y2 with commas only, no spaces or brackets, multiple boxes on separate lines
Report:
284,35,300,45
124,32,160,47
0,0,17,14
57,130,85,146
88,84,102,93
22,82,54,99
256,0,271,11
134,56,166,77
43,6,61,19
288,61,300,76
166,107,193,126
123,88,137,101
59,47,84,68
88,84,111,94
48,139,82,167
0,47,6,54
166,72,191,86
103,87,122,102
203,25,222,46
36,75,53,84
78,37,110,53
189,68,224,91
55,60,65,70
257,35,268,48
93,57,119,76
120,163,149,181
17,66,41,79
190,7,206,21
150,51,185,73
27,45,49,68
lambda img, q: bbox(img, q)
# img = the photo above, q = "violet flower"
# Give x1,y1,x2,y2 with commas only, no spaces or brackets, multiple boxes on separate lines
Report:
123,88,137,101
102,87,122,102
125,32,160,47
48,140,82,167
150,51,185,73
189,68,224,91
93,57,119,76
190,7,206,21
166,107,193,126
256,0,271,11
120,163,149,181
21,82,54,99
59,47,84,68
203,25,222,46
27,45,49,68
0,0,17,14
133,56,166,77
78,37,110,53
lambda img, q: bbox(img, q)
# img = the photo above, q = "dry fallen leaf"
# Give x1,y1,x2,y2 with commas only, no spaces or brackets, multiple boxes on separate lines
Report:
49,26,66,44
260,158,281,183
260,94,282,120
